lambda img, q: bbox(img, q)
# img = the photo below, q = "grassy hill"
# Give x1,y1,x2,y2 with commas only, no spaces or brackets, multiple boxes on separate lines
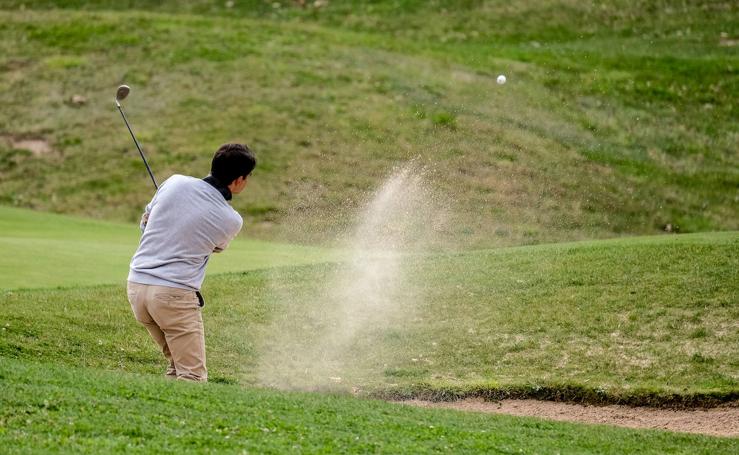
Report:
0,1,736,247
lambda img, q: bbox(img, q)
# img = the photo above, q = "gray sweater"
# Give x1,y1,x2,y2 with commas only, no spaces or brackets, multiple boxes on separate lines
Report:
128,174,243,291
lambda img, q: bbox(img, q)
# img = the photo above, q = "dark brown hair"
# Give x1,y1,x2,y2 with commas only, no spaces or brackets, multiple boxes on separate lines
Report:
210,143,256,185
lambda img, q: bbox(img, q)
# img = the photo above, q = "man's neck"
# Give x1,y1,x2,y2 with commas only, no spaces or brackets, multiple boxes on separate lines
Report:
203,175,232,201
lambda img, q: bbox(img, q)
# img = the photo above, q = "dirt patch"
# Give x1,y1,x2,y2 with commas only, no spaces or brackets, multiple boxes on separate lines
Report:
12,139,52,156
398,398,739,438
0,135,54,156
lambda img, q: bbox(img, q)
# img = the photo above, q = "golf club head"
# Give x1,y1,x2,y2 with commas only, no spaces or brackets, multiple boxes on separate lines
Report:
115,85,130,102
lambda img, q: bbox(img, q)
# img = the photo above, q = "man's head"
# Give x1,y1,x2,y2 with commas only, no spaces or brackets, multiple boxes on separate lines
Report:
211,143,256,195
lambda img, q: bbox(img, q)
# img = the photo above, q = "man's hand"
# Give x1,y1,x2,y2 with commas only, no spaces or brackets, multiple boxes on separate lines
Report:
140,212,150,232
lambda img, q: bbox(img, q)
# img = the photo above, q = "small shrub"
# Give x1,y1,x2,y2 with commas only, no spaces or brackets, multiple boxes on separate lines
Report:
689,327,710,339
431,111,457,129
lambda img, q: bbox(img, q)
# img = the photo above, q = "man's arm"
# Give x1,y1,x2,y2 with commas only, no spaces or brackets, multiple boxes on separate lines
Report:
213,217,243,253
139,178,170,232
139,188,163,232
139,201,154,233
213,237,231,253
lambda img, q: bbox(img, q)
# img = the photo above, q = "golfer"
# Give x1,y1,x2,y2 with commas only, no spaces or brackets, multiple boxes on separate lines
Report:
127,143,256,382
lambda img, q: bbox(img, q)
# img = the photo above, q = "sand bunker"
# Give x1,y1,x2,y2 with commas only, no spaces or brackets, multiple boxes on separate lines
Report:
400,398,739,437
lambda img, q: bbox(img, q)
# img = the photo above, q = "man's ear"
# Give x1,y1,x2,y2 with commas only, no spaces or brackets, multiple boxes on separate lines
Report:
228,175,248,194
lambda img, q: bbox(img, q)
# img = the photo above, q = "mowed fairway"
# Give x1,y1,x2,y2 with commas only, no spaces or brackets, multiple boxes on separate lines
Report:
0,206,333,289
3,212,737,400
1,209,737,451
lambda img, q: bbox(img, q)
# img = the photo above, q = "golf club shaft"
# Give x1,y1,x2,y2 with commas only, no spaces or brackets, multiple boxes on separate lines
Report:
116,103,158,190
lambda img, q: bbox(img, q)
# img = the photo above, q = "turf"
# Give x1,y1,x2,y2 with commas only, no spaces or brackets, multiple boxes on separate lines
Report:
0,206,334,289
2,220,736,405
1,359,736,454
1,2,737,451
0,2,736,247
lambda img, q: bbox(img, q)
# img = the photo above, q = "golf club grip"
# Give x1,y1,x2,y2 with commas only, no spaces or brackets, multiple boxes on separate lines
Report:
116,105,158,190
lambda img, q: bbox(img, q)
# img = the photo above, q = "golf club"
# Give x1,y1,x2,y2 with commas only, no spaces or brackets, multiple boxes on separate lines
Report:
115,84,158,189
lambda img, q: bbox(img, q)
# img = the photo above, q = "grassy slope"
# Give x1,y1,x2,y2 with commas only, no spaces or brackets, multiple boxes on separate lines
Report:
0,206,333,289
2,223,736,404
4,360,736,454
0,2,736,247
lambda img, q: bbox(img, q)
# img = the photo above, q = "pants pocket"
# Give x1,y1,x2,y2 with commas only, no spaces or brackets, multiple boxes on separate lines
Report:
155,287,199,309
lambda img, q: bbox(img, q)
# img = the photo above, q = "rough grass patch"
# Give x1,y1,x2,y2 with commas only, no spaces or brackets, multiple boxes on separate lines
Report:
431,111,457,129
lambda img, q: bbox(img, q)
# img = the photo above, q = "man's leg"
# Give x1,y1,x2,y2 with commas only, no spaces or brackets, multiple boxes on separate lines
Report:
144,323,177,378
147,286,208,382
127,281,176,378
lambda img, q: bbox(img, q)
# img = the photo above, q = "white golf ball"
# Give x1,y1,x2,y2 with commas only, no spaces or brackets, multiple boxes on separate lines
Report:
497,74,507,85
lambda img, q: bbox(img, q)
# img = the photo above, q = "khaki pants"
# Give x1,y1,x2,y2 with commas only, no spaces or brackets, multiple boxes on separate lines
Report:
126,281,207,382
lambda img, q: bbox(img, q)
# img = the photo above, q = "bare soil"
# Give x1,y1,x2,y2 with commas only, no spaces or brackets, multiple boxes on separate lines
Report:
12,139,52,156
0,134,53,156
398,398,739,438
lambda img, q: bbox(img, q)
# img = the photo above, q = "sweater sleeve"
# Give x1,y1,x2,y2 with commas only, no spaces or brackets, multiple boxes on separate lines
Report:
139,177,172,233
213,214,243,253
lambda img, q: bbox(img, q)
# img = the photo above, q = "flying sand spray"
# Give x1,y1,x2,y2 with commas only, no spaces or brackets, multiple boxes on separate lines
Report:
257,163,450,391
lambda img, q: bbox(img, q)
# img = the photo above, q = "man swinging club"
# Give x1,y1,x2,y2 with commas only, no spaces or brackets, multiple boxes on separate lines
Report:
127,143,256,382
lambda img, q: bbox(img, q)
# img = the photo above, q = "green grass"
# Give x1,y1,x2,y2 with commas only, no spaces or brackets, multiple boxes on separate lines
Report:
0,206,334,289
1,2,738,450
2,358,736,454
0,2,736,247
2,212,736,404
